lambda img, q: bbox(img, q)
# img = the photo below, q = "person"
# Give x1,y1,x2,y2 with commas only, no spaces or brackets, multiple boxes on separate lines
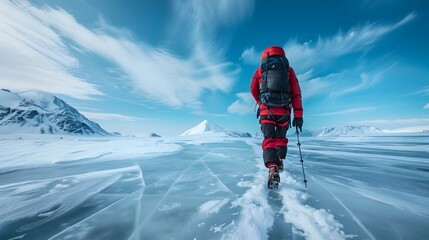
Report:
250,46,303,189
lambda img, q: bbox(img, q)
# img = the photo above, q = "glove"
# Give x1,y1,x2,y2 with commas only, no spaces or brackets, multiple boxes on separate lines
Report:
292,117,303,132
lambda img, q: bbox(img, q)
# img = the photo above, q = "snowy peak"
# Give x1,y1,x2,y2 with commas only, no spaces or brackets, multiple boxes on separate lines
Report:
0,89,21,109
182,120,222,135
318,125,384,137
18,91,58,112
0,89,110,135
180,120,251,137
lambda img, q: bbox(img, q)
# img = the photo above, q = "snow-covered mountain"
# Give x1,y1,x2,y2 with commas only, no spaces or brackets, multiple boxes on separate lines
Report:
318,125,384,136
0,89,110,135
180,120,252,137
290,128,316,137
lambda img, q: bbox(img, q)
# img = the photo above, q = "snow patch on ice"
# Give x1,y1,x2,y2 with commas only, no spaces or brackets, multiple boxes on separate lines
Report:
198,198,229,214
234,138,348,240
237,181,252,188
210,221,235,233
279,186,347,240
222,140,275,240
198,222,206,227
223,178,274,239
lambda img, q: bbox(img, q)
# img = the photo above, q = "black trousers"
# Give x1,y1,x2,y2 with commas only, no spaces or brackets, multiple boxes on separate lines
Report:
260,115,290,168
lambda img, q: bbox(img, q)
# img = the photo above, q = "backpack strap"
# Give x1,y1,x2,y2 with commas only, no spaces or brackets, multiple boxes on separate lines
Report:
262,51,270,74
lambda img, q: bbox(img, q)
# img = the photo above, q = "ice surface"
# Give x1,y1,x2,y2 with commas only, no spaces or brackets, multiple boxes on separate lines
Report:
0,135,182,171
0,134,428,240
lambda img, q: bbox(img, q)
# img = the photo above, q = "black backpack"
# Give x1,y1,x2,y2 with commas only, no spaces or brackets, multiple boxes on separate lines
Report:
259,55,291,107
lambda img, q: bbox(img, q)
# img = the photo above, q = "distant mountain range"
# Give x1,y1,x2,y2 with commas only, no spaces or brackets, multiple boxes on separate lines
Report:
181,120,252,137
180,121,391,138
2,88,425,137
0,89,110,135
318,125,384,136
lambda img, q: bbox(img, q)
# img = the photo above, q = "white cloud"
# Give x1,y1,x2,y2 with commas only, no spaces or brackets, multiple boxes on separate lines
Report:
240,46,261,65
312,107,376,116
330,63,396,97
1,0,254,108
406,85,429,97
419,87,429,95
173,0,254,28
0,0,102,99
240,12,415,74
80,111,143,121
234,14,413,108
284,13,415,72
227,92,256,115
424,103,429,109
240,13,415,70
227,70,335,115
297,70,336,98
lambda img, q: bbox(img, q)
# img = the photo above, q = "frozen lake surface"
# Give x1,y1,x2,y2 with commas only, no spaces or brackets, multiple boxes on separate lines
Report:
0,134,428,240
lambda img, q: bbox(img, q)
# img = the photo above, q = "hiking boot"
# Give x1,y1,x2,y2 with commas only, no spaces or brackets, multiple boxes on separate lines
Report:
267,166,280,189
279,159,284,171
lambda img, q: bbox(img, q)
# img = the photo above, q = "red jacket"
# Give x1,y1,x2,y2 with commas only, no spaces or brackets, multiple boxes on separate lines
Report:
250,46,303,118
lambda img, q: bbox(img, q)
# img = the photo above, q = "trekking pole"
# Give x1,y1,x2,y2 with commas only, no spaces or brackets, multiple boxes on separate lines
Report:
296,127,308,188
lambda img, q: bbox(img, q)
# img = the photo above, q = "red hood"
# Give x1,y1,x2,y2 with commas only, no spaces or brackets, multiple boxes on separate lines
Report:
260,46,286,62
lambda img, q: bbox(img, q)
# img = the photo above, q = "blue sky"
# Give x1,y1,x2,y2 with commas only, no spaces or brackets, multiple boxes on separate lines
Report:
1,0,428,136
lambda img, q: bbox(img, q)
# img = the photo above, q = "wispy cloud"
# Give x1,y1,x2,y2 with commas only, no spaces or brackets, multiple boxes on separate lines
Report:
284,13,415,72
232,14,414,113
330,63,396,97
297,70,336,98
80,111,143,121
312,107,376,116
172,0,254,28
423,103,429,109
406,85,429,97
227,92,255,115
240,13,415,69
418,87,429,95
239,47,260,65
1,0,253,108
0,0,102,99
